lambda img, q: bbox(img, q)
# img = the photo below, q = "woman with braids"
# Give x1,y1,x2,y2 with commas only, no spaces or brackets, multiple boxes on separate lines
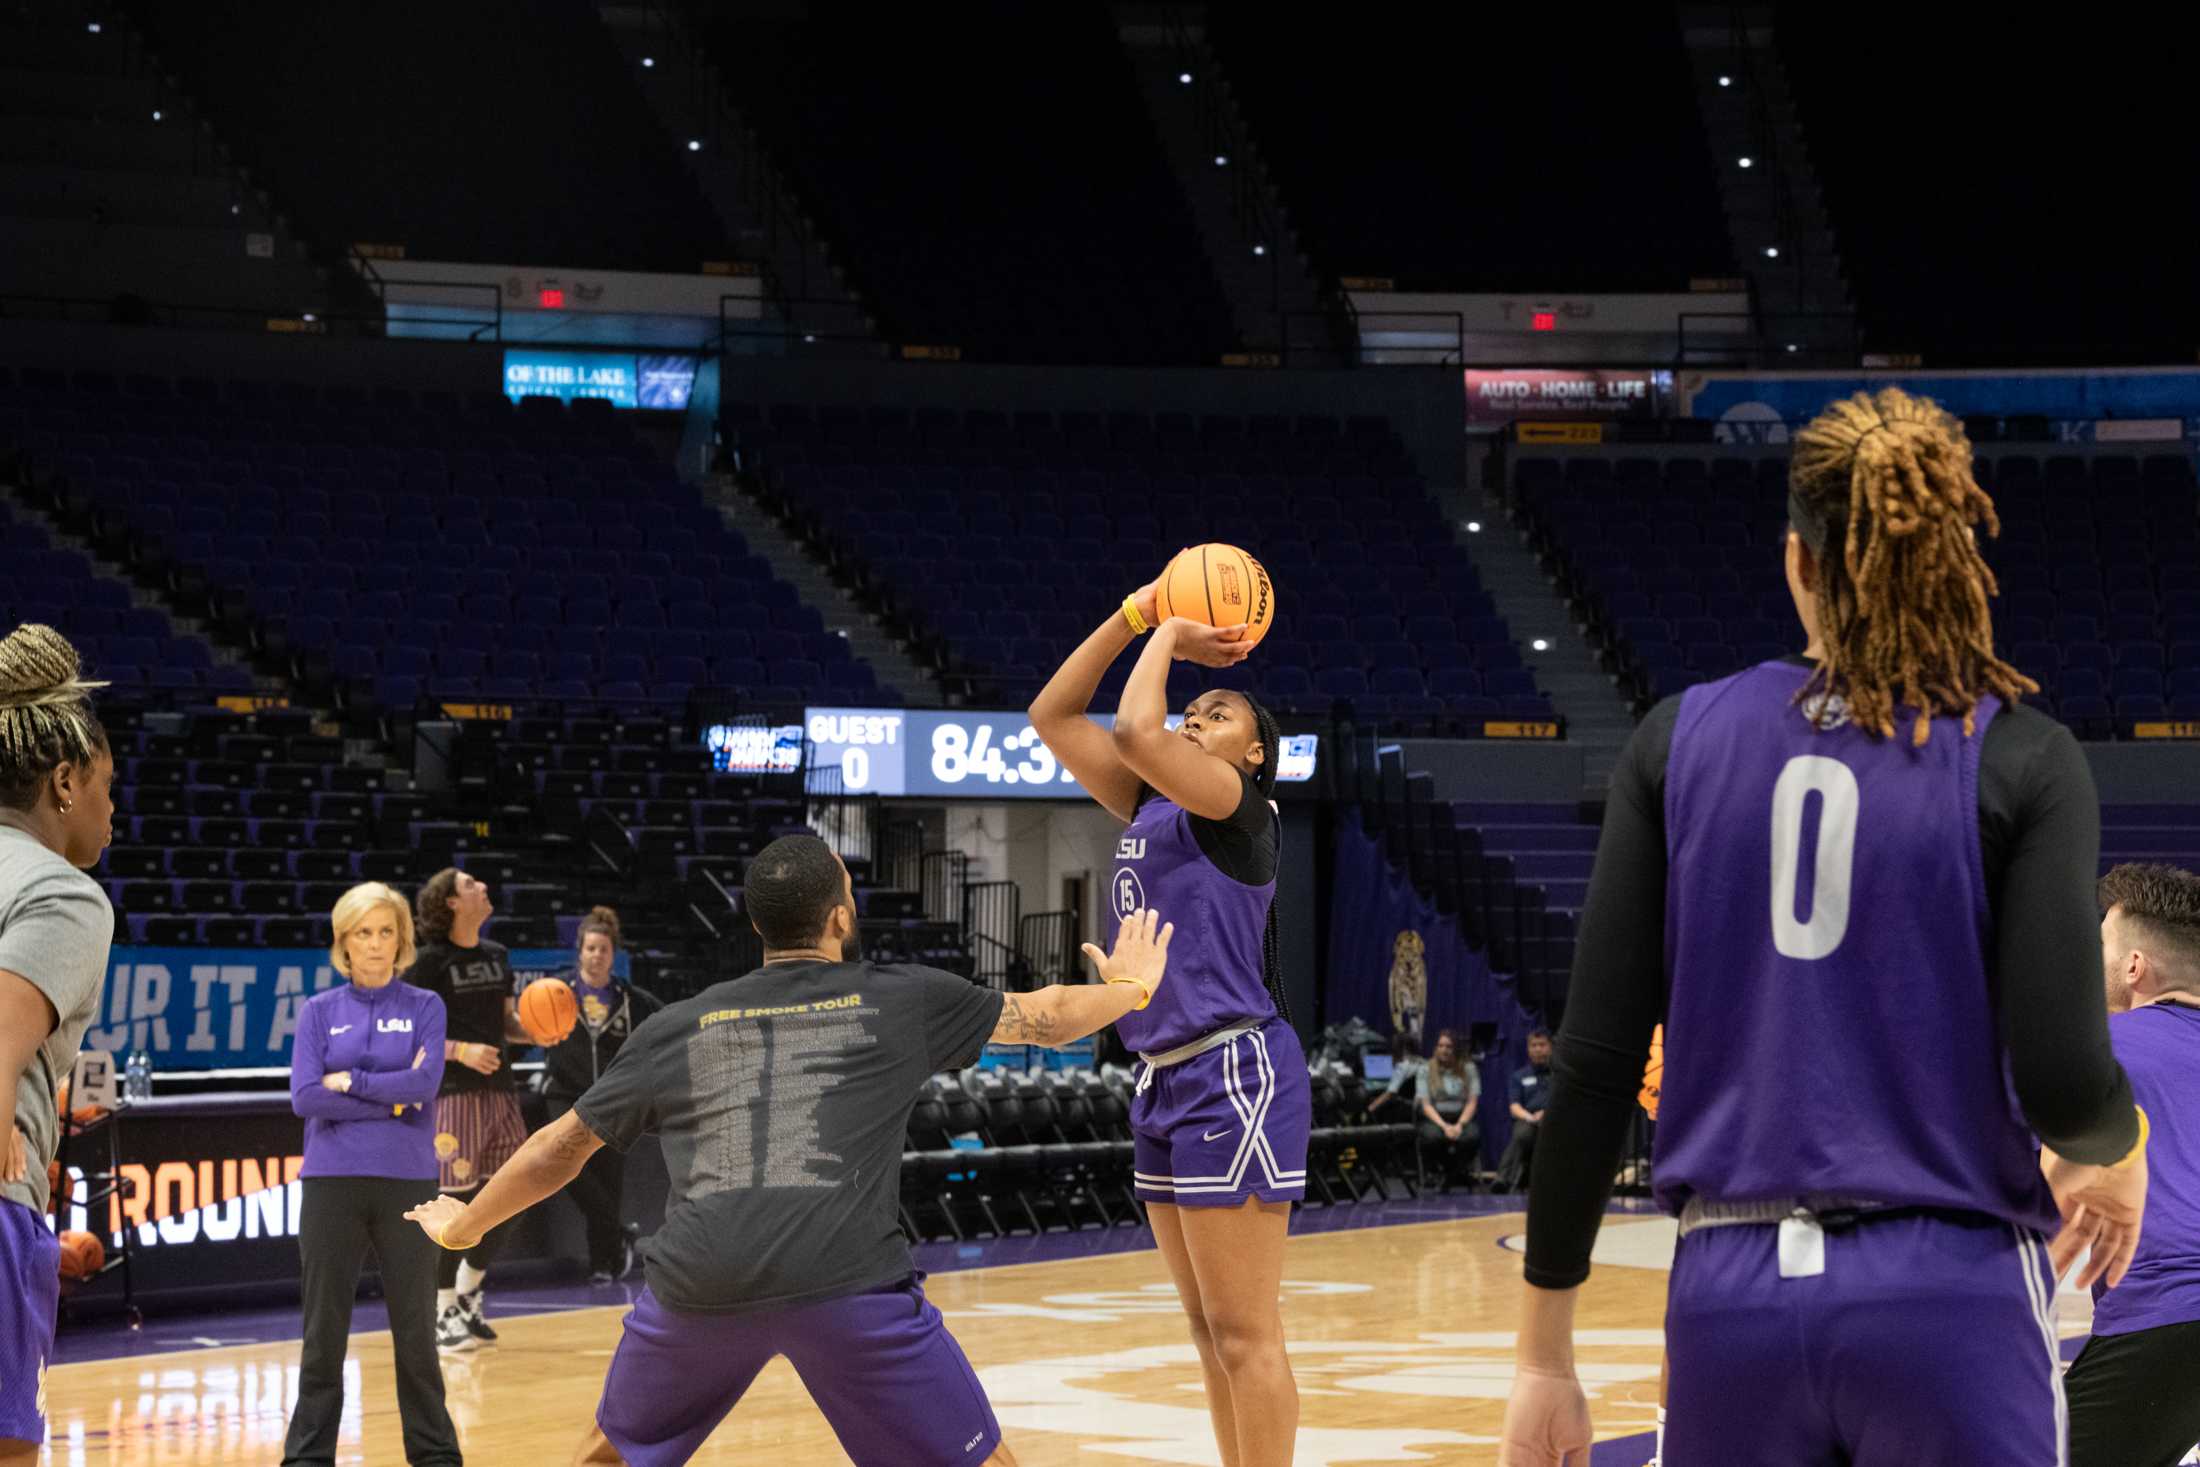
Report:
1032,568,1308,1467
538,906,662,1282
0,625,112,1459
1501,388,2152,1467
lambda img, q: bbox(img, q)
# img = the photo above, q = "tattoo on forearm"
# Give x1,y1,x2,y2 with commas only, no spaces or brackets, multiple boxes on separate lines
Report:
997,994,1062,1045
549,1118,597,1161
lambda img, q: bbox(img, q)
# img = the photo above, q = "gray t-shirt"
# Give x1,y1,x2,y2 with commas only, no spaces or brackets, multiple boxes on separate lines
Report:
576,960,1003,1313
0,824,114,1215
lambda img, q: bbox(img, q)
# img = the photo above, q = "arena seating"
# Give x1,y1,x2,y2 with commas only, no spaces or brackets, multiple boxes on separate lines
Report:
1,367,885,715
121,0,728,272
692,7,1238,365
1513,449,2200,737
736,402,1557,727
898,1060,1423,1241
0,504,247,700
1206,5,1732,291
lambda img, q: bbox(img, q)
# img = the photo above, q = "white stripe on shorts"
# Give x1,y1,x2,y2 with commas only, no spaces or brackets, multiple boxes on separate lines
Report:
1135,1029,1302,1194
2013,1226,2067,1467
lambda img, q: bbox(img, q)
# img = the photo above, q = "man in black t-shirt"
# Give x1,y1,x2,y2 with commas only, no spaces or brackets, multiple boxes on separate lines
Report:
407,834,1173,1467
406,867,532,1354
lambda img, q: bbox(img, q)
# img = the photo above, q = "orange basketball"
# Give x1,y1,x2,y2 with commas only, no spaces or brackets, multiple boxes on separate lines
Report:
1637,1023,1664,1121
57,1230,103,1281
518,977,578,1045
1154,544,1275,649
45,1161,61,1216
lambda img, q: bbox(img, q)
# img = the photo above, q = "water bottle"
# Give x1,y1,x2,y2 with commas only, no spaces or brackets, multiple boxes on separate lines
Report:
124,1050,150,1103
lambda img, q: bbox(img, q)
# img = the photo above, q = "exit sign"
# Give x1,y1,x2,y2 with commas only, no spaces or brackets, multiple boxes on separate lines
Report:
1530,311,1556,332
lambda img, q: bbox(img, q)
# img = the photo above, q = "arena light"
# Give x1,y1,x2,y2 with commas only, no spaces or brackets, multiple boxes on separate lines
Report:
1764,245,1781,258
802,333,816,343
1786,343,1800,353
1252,243,1266,256
1737,155,1753,169
229,204,240,215
1718,74,1731,87
687,139,701,152
301,313,317,322
1465,520,1483,534
1178,71,1193,84
1214,154,1228,166
151,109,163,121
87,20,101,32
1532,638,1550,652
641,56,655,68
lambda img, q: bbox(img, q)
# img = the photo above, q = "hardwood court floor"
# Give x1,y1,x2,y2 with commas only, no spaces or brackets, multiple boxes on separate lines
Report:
36,1208,2098,1466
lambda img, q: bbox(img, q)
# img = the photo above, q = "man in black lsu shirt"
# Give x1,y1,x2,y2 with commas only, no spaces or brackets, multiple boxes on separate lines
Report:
407,868,532,1354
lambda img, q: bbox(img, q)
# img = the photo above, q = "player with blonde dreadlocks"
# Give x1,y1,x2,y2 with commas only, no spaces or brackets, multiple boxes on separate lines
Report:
1786,386,2037,744
0,623,114,1456
1502,392,2150,1466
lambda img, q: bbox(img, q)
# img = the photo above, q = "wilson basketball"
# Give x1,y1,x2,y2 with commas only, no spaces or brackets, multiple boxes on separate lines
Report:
58,1230,103,1281
1154,543,1275,648
1638,1023,1664,1121
518,977,579,1045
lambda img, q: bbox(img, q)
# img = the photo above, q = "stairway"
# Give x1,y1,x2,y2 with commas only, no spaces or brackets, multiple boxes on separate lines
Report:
1679,6,1855,363
0,0,345,319
1116,14,1342,363
595,2,872,349
705,477,940,705
1441,479,1637,795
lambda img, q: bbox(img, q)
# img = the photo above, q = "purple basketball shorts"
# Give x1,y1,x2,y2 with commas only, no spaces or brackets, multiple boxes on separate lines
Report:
1665,1209,2066,1465
595,1276,1001,1466
0,1201,58,1446
1132,1017,1310,1207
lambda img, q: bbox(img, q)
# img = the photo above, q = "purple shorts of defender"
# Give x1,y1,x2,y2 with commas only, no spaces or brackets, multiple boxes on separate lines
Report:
595,1276,1001,1467
1666,1210,2066,1466
0,1202,58,1446
1132,1017,1310,1207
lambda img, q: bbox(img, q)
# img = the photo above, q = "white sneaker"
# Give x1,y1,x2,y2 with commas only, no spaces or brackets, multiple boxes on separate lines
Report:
435,1302,477,1355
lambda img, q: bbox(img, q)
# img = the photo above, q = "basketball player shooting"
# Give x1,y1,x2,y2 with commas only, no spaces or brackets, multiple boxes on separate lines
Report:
405,834,1173,1467
1499,390,2151,1467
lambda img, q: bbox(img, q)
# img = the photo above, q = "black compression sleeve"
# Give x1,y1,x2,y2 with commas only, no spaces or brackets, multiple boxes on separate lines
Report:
1522,698,1678,1290
1986,715,2138,1164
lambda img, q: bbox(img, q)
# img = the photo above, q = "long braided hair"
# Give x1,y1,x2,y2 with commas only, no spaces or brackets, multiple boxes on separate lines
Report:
1240,693,1293,1026
1786,388,2035,746
0,624,108,810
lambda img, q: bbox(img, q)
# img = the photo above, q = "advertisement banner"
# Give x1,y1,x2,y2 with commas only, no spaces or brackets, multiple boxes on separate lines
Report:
1324,812,1539,1166
1464,368,1666,425
89,946,611,1071
1682,367,2200,445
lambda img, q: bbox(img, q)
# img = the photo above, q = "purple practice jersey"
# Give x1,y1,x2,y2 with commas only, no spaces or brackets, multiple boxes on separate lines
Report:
1106,786,1276,1053
1653,660,2057,1233
2092,1000,2200,1335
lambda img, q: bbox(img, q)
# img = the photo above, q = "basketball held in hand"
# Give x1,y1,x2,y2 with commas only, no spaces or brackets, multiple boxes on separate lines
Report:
518,978,579,1045
1155,544,1275,649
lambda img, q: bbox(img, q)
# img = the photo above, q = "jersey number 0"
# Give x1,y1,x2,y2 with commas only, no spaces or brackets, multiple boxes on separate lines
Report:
1768,755,1859,960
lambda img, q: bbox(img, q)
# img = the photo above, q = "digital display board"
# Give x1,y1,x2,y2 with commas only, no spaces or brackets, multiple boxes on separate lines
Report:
502,350,696,409
719,708,1319,799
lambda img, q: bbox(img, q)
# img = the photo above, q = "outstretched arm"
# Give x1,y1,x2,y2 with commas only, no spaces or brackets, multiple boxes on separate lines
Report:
990,908,1175,1048
405,1108,604,1250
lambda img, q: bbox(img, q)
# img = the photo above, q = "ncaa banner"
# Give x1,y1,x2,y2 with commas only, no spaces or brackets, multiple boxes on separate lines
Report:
88,945,622,1070
1325,811,1540,1165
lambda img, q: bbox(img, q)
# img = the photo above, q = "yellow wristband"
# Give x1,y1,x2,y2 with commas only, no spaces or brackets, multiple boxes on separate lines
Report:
1106,976,1151,1010
2111,1106,2150,1171
1121,596,1149,636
